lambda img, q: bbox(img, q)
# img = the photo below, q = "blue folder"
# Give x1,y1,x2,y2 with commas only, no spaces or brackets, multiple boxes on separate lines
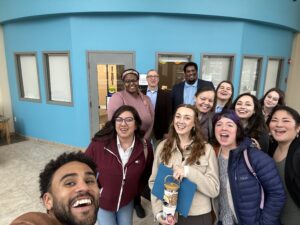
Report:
151,163,197,217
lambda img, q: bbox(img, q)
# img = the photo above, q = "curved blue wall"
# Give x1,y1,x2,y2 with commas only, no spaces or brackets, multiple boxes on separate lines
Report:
1,0,300,31
1,2,297,147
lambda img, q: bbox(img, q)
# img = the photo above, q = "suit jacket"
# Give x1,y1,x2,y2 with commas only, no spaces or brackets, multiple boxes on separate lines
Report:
142,88,172,140
171,79,214,113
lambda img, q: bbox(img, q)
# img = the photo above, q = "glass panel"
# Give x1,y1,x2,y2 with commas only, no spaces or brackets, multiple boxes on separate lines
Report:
97,64,125,129
201,55,233,87
157,54,192,90
240,57,261,96
47,54,72,102
17,54,40,100
264,59,282,93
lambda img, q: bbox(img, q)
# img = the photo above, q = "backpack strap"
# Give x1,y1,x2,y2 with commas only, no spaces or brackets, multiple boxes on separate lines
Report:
243,149,265,209
143,139,148,161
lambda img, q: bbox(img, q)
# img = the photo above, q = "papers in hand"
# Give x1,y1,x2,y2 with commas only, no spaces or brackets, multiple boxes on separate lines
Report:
151,163,197,217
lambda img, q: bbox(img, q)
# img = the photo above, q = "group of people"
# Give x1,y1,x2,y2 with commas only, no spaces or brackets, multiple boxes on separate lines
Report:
10,62,300,225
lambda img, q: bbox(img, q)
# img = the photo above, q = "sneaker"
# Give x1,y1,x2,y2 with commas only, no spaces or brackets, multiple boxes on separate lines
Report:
135,204,146,218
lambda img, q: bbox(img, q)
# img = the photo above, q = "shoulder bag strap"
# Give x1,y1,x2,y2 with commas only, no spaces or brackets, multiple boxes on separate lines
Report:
143,139,148,161
243,149,265,209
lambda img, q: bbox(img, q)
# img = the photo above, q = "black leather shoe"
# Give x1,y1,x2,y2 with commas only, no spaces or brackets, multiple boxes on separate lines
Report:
135,204,146,218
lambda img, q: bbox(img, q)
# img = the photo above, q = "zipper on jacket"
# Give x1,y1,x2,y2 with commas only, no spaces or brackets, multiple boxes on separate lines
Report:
228,150,240,224
116,167,127,211
103,147,124,210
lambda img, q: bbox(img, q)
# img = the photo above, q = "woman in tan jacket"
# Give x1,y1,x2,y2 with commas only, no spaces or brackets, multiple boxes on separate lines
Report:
149,104,220,225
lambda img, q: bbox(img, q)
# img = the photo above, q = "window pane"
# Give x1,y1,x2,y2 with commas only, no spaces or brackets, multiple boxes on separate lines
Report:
17,55,40,100
201,55,233,87
264,59,281,93
47,54,72,102
240,57,261,96
157,54,192,90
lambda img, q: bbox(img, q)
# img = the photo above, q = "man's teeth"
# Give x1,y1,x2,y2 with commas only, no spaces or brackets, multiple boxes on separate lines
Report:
72,199,92,208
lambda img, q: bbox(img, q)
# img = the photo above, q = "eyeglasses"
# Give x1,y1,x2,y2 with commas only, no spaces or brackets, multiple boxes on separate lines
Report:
115,117,135,124
147,75,159,79
124,79,138,84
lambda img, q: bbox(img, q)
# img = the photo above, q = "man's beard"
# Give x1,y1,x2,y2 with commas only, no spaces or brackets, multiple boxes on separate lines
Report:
185,77,197,85
52,193,99,225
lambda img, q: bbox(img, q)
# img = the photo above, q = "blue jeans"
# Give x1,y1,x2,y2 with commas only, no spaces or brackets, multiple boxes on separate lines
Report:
98,201,134,225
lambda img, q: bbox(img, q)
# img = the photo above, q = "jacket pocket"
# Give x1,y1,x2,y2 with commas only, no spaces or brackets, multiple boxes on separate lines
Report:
195,159,209,173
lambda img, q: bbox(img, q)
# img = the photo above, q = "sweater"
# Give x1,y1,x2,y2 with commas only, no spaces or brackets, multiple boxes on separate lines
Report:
107,90,154,140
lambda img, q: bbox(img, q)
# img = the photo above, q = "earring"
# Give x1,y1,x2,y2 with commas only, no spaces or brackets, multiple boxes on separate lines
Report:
192,127,195,133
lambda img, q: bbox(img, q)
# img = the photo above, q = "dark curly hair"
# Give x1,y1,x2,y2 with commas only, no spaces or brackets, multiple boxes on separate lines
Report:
183,62,198,72
93,105,144,140
260,88,285,107
161,104,206,165
39,151,97,198
231,93,267,139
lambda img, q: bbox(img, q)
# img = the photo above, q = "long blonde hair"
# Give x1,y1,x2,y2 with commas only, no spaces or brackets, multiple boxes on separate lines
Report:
161,104,206,165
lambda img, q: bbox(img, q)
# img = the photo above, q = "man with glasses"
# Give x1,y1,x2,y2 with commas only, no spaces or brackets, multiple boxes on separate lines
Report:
142,69,172,147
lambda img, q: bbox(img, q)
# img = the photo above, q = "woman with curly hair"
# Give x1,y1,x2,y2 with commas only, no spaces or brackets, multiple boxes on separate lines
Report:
260,88,285,121
149,104,220,225
231,93,269,152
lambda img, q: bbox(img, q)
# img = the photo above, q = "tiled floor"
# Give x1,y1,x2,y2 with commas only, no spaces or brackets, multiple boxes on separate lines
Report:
0,139,156,225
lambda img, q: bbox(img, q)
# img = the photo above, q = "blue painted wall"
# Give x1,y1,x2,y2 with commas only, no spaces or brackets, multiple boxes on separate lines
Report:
2,9,296,147
1,0,300,31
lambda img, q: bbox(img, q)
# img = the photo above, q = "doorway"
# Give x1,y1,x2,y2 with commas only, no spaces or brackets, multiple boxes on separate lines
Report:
87,51,135,137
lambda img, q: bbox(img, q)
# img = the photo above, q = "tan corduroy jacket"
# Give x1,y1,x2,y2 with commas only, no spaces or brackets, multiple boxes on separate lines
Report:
149,140,220,218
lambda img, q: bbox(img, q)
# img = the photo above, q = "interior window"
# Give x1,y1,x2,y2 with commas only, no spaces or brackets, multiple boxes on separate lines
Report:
201,55,234,87
264,58,283,93
44,52,73,105
239,56,262,96
157,53,192,90
15,53,41,101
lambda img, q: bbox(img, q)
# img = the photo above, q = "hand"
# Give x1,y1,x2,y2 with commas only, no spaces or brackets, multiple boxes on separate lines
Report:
157,213,176,225
251,138,261,149
173,165,184,181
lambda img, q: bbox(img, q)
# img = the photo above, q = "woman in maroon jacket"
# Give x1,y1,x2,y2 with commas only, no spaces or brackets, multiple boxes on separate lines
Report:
85,105,153,225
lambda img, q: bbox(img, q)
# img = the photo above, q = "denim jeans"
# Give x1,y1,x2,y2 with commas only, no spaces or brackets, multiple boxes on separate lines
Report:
98,201,134,225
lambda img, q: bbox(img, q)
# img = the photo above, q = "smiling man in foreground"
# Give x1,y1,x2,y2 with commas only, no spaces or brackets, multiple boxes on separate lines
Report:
9,152,100,225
